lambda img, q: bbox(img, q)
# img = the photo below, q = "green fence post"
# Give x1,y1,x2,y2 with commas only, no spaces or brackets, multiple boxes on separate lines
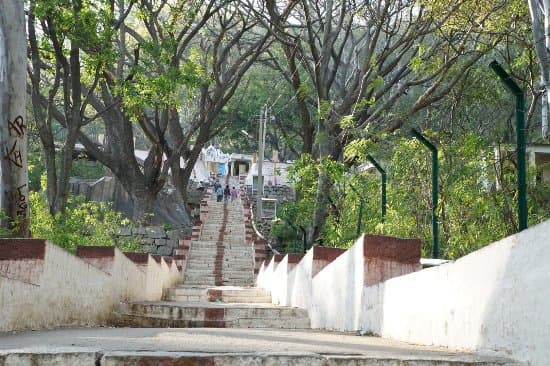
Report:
489,61,528,231
366,155,387,222
410,129,439,258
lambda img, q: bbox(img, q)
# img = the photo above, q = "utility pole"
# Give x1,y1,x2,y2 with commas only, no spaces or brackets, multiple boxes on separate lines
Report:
0,1,29,236
256,105,266,222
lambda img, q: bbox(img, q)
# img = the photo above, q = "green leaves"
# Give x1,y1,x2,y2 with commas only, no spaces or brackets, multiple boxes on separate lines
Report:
30,191,141,253
278,130,548,258
120,59,204,117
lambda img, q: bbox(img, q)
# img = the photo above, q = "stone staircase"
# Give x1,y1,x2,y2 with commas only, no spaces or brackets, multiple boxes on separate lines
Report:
115,182,310,329
184,191,254,286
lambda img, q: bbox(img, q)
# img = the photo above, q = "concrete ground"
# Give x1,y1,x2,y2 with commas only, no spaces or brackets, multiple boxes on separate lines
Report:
0,327,520,365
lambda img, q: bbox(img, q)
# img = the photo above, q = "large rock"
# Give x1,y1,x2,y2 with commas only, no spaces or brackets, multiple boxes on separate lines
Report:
69,175,196,228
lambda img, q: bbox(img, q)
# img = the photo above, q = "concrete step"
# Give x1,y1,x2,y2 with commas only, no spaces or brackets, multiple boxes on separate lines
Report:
183,273,254,279
187,251,252,256
164,286,272,303
185,262,253,268
114,313,311,329
205,286,272,303
188,250,250,256
189,240,248,246
0,328,521,366
198,236,245,240
185,270,254,276
188,247,252,253
188,244,250,250
184,270,253,276
184,279,254,287
188,250,252,254
198,238,247,243
183,278,254,285
187,253,252,259
185,269,254,275
187,258,254,267
186,258,253,264
115,301,310,329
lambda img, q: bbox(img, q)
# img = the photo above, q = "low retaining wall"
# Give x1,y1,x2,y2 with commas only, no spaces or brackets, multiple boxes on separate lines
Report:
0,239,180,332
257,235,421,331
257,220,550,366
362,220,550,366
116,226,191,256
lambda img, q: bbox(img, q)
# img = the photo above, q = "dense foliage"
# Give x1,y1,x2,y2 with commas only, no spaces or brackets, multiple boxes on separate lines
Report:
30,184,140,253
274,133,550,259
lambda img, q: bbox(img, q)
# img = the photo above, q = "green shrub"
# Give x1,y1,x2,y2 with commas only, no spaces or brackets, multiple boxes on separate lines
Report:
30,191,141,253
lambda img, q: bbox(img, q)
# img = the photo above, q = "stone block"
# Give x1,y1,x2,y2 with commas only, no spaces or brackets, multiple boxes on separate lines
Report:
155,238,168,247
146,226,166,239
167,239,179,248
134,227,146,235
141,237,155,245
141,245,154,253
157,245,173,256
167,229,183,241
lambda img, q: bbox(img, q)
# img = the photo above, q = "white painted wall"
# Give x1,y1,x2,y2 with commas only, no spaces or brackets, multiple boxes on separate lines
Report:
257,236,367,331
257,221,550,365
256,257,276,290
0,242,180,332
0,243,116,331
362,220,550,366
144,256,165,301
311,241,365,330
111,249,147,301
270,256,289,305
288,249,313,309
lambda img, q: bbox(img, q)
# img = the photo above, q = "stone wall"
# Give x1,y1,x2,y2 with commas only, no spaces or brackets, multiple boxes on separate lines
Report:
246,184,294,243
117,226,191,256
246,184,294,203
255,217,274,239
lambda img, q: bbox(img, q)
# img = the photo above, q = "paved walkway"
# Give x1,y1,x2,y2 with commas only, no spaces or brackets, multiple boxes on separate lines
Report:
0,327,517,365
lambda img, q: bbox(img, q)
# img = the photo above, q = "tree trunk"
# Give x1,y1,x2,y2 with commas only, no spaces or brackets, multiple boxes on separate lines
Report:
179,142,205,202
28,8,58,215
130,186,157,226
0,2,29,236
527,0,550,139
166,107,187,201
54,126,79,214
307,118,340,247
308,167,332,247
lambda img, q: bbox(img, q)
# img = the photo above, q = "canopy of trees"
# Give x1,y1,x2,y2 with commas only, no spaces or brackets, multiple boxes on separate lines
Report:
8,0,548,257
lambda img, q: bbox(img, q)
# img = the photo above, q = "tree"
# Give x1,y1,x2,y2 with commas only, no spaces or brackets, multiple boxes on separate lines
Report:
0,1,29,236
527,0,550,139
28,0,128,216
266,0,520,246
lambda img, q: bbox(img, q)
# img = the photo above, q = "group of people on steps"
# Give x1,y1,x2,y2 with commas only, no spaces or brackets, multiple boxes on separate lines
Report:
214,181,238,203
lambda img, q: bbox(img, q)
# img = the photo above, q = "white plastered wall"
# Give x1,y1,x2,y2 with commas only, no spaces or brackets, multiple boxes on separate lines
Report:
0,242,180,332
361,220,550,366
